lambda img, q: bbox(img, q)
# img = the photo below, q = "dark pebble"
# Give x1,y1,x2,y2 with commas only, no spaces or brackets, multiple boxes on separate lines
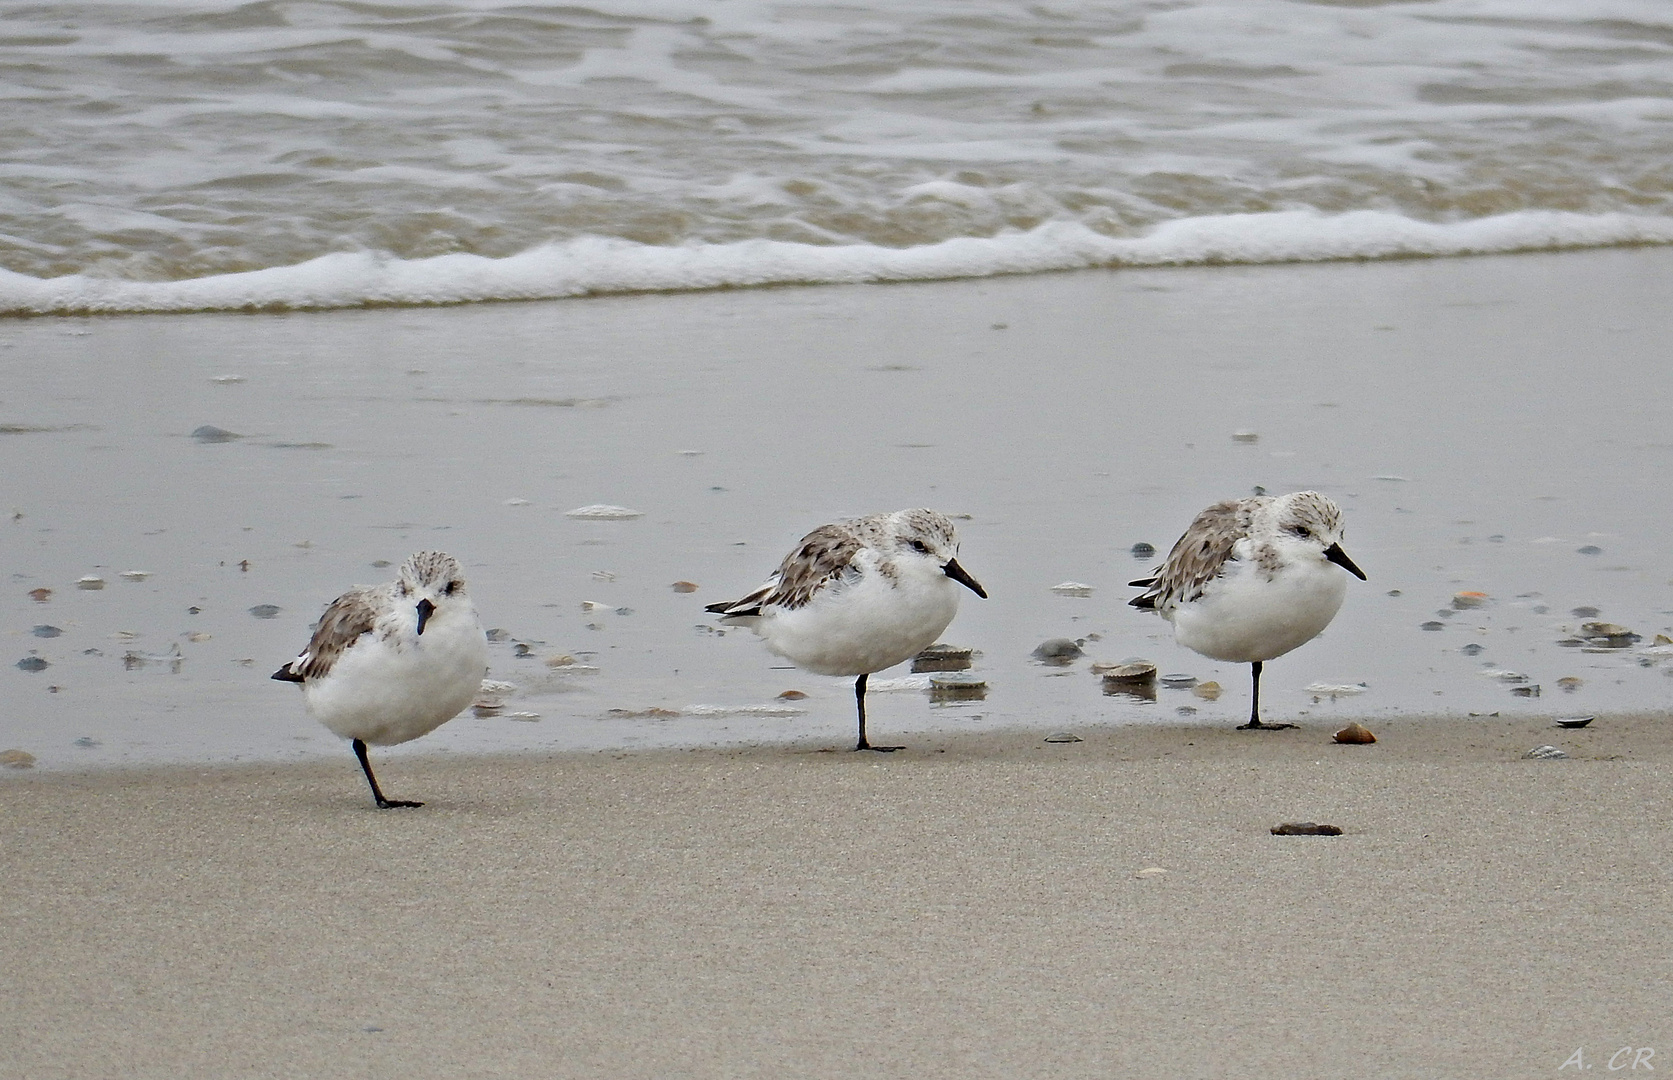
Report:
248,604,281,619
1461,643,1484,656
1576,545,1602,556
1421,621,1445,631
32,625,62,638
1130,542,1156,559
16,657,49,672
1032,638,1084,662
1571,606,1600,618
1271,822,1342,836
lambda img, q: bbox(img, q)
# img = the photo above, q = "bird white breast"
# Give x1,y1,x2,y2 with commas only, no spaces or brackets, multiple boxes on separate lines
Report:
303,606,488,746
752,562,962,677
1167,551,1348,664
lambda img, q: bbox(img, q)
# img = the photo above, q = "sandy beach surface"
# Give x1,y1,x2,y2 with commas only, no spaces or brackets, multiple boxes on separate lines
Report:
3,715,1669,1079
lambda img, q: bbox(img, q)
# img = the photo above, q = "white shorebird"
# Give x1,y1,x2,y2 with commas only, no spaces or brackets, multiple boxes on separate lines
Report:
706,508,987,751
272,551,488,807
1130,491,1366,730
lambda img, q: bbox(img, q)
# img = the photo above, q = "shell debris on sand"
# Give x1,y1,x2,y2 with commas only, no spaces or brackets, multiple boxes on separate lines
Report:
929,674,987,701
1451,590,1489,609
1525,745,1569,760
1333,722,1376,744
1192,681,1223,701
671,581,699,593
28,588,51,603
1271,822,1343,836
77,576,105,591
1134,867,1167,878
565,504,644,520
1050,581,1095,598
0,749,36,769
1044,732,1082,743
1097,660,1156,684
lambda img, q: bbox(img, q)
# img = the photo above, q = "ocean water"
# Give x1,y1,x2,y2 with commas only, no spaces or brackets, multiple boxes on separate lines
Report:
4,0,1673,313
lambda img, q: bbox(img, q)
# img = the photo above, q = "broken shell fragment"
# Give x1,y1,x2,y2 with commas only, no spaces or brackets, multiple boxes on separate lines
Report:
1044,732,1082,743
1451,591,1488,609
77,576,106,591
1333,722,1376,744
671,581,699,593
913,642,975,672
1192,681,1223,701
1050,581,1095,597
1555,716,1594,729
1525,745,1568,759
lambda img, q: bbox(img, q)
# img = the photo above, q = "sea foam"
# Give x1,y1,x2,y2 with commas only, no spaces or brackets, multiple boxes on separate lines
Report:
3,209,1671,316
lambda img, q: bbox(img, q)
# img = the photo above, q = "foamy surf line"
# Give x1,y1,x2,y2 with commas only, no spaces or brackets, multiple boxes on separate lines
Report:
6,209,1673,316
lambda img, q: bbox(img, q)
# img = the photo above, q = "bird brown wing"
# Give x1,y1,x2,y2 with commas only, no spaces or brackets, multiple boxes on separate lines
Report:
272,586,381,682
707,523,863,617
1129,499,1248,610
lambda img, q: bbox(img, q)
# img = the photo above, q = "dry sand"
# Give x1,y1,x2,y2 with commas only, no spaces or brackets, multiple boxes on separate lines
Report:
3,715,1670,1079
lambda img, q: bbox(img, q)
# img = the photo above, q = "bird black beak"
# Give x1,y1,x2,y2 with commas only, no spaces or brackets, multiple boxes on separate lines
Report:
943,558,988,598
1324,542,1367,580
415,597,436,634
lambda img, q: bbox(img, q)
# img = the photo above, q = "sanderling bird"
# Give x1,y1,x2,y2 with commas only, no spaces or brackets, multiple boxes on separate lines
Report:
706,508,987,752
1129,491,1366,730
272,551,488,807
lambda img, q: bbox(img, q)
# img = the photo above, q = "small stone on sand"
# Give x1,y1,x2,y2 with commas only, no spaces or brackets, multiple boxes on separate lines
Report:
1271,822,1342,836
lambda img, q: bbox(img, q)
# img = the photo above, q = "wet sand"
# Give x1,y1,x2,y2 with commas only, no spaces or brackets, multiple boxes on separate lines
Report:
7,246,1673,768
3,715,1670,1079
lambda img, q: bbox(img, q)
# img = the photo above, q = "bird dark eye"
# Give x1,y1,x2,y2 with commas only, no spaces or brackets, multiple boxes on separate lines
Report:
1291,526,1312,539
909,539,930,554
445,580,461,595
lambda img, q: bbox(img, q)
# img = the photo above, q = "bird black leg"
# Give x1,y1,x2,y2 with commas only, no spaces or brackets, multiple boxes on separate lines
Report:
353,738,424,808
1237,660,1296,730
852,673,902,752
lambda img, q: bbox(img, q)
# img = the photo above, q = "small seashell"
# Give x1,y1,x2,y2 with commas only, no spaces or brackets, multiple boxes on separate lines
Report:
1271,822,1342,835
1192,681,1223,701
1160,673,1197,689
777,690,808,700
77,576,106,590
565,504,644,520
1231,430,1259,443
544,654,578,667
1134,866,1167,877
503,711,542,722
1451,591,1488,609
504,498,530,506
184,632,211,643
1306,682,1368,697
1333,722,1376,744
1420,620,1445,631
32,626,61,638
248,604,281,619
1656,634,1673,646
1576,545,1602,556
28,588,51,603
119,570,151,582
929,674,987,700
580,600,610,613
1525,745,1568,759
671,581,699,593
1050,581,1095,597
191,425,241,443
1098,660,1156,683
1555,716,1594,729
1043,732,1082,743
591,570,618,582
1556,676,1584,691
1571,606,1601,618
0,749,37,769
1461,643,1485,656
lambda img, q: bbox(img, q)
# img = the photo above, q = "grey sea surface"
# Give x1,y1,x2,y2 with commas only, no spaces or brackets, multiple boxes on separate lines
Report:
3,246,1672,769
